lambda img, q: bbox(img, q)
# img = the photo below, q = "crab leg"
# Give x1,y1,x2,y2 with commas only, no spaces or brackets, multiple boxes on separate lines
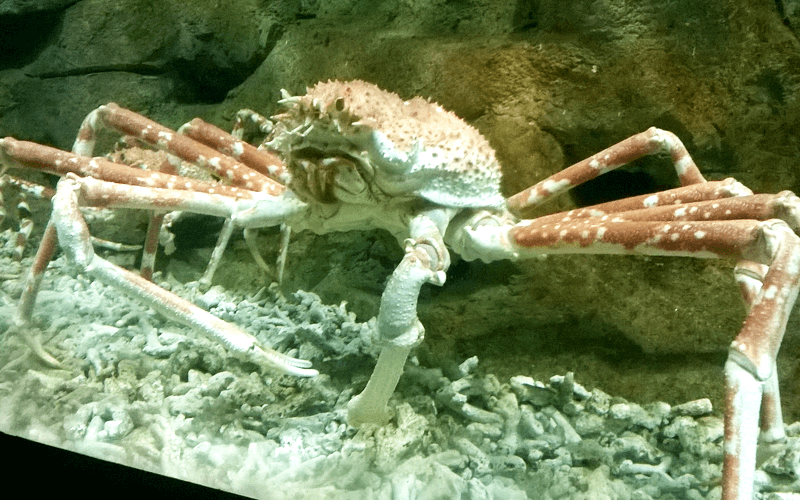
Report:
178,118,290,184
72,104,289,283
10,220,62,367
196,216,237,290
347,209,453,427
139,211,165,281
533,177,754,224
1,137,280,284
12,196,32,261
450,209,800,500
506,127,707,214
0,138,257,198
73,103,284,195
732,258,788,457
73,104,293,285
135,152,180,281
10,173,310,372
0,174,53,261
18,174,316,375
721,225,799,500
175,117,294,285
735,262,789,449
536,192,800,232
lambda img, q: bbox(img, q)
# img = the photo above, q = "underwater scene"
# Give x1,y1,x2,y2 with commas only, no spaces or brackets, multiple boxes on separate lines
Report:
2,1,800,499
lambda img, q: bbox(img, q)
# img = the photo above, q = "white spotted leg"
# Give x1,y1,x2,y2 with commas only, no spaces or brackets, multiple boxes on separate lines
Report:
499,129,800,499
175,117,296,285
72,104,289,286
506,127,709,214
8,170,315,375
448,195,800,500
178,115,297,284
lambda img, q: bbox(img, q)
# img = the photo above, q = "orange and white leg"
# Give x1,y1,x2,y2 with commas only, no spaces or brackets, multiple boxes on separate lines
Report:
178,117,290,185
78,104,295,286
0,174,56,261
533,177,754,225
449,208,800,500
721,226,799,500
72,104,289,283
73,103,284,195
176,117,293,286
730,260,787,487
13,173,313,375
12,220,62,367
2,135,275,285
506,127,709,214
0,138,255,197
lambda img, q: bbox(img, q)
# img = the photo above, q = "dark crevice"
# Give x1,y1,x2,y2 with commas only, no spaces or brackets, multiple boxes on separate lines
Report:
0,10,64,70
570,169,668,207
775,0,799,35
775,0,787,21
26,61,255,104
512,0,539,32
27,63,168,79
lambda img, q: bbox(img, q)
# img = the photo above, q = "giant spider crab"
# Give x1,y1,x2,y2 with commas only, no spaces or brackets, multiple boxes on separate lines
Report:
1,80,798,500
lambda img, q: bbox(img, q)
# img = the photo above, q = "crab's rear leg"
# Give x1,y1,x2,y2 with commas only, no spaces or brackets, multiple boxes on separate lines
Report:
0,174,53,261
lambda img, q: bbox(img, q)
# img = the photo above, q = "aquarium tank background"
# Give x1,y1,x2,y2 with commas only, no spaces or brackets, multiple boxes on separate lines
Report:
1,1,800,499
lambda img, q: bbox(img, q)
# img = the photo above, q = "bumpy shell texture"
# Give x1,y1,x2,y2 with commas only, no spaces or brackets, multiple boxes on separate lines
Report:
270,80,505,209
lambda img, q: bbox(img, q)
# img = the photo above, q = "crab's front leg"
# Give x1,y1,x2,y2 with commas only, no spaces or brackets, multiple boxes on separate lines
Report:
347,209,453,427
13,173,316,376
449,203,800,500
